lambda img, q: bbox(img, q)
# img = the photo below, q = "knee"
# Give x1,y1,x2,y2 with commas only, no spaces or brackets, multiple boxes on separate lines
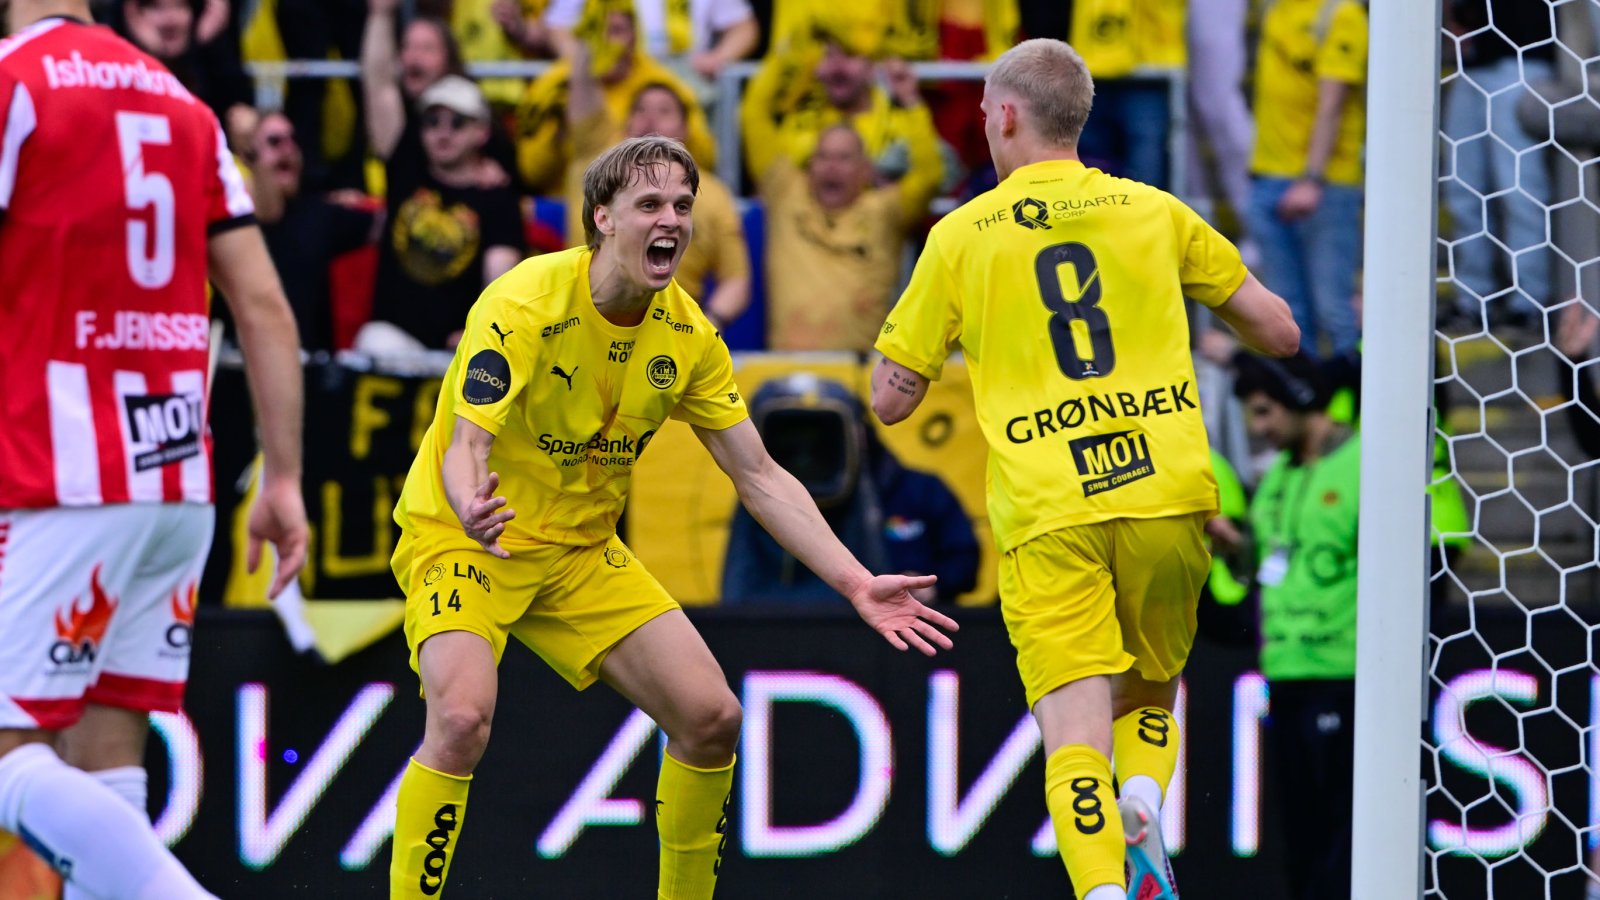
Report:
427,698,493,767
674,695,742,761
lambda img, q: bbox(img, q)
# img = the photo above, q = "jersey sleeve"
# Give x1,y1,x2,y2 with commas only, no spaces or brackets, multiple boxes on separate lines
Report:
1316,1,1368,86
0,75,35,217
671,333,749,429
874,230,962,380
1165,193,1247,308
451,294,536,436
204,114,255,233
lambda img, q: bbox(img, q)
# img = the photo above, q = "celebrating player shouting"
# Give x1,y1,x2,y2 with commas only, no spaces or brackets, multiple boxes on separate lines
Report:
387,135,957,899
871,39,1298,900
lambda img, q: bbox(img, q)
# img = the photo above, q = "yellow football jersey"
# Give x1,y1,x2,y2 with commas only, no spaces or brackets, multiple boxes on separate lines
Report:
1250,0,1369,185
876,159,1247,552
396,247,749,548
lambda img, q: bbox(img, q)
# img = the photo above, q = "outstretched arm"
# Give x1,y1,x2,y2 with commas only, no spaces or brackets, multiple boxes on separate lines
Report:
361,0,407,160
695,419,958,654
882,59,943,223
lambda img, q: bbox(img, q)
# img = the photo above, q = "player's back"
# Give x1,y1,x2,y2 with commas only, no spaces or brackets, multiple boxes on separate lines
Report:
885,159,1246,552
0,17,254,508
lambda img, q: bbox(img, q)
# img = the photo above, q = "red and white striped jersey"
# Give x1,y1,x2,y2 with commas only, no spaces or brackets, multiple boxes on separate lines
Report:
0,17,254,508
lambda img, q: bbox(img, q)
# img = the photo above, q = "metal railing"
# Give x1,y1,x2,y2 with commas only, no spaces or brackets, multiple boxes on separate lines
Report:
244,59,1187,195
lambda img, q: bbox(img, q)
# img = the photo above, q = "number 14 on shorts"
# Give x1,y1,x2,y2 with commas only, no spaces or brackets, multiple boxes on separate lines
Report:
429,590,463,616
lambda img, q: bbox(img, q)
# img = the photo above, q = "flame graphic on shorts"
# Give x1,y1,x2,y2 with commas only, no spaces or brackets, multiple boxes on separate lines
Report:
55,566,117,646
171,582,197,625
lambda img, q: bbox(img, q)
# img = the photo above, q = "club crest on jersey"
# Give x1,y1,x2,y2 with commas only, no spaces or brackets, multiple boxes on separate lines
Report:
50,566,117,667
463,350,511,405
646,356,677,389
1011,197,1052,230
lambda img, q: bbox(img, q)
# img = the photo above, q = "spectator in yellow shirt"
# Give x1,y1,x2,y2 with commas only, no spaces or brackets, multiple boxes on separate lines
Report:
514,4,717,192
451,0,551,110
562,41,751,328
740,15,944,191
754,60,942,351
543,0,761,89
1069,0,1186,190
1247,0,1367,357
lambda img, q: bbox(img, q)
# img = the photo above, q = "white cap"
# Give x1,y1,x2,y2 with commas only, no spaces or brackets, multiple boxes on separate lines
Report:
418,75,490,122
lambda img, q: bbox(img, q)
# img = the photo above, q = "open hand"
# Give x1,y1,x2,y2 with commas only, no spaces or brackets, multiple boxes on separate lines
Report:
463,472,516,558
247,475,308,599
847,573,958,655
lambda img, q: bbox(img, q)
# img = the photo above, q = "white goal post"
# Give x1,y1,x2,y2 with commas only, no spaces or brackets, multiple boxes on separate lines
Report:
1358,2,1600,898
1353,0,1440,894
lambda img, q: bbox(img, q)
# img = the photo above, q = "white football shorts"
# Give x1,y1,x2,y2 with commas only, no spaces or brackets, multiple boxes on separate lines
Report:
0,503,213,730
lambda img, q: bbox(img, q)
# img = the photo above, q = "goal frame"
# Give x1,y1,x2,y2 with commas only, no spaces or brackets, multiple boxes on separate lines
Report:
1352,1,1443,897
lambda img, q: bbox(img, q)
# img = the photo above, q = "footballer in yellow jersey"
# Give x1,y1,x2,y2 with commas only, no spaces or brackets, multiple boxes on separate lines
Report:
395,245,745,550
388,136,957,900
872,40,1298,900
876,157,1244,551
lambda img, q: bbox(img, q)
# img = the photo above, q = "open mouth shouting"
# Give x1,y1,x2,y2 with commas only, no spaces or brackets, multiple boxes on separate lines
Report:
645,237,679,280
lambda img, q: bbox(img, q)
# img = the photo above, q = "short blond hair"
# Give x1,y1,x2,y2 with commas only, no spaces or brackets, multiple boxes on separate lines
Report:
986,38,1095,147
581,136,699,249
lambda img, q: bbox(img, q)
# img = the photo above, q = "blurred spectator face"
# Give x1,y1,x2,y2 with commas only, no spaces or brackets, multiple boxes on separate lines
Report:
253,113,303,199
1243,391,1300,451
421,105,489,171
807,126,871,211
124,0,193,60
400,20,451,100
814,42,872,111
626,85,687,142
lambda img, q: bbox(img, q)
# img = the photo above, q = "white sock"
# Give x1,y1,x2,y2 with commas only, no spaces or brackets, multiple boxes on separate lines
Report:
0,743,214,900
1121,774,1164,817
1084,884,1127,900
64,767,151,900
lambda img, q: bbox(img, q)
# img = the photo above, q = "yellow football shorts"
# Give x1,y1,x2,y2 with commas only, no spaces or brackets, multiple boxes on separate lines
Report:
392,528,679,691
999,512,1211,708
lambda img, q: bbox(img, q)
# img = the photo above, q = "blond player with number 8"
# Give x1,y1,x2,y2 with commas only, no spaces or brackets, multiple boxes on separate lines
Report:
871,38,1300,900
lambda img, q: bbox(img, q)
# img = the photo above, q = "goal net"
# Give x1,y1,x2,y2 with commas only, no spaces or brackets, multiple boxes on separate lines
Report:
1424,2,1600,898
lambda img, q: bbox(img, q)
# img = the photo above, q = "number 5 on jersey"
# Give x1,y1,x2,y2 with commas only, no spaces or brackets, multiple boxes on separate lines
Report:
1036,242,1115,380
115,111,175,290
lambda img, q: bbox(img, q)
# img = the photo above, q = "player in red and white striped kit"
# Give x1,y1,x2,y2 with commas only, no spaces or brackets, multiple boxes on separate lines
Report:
0,3,307,898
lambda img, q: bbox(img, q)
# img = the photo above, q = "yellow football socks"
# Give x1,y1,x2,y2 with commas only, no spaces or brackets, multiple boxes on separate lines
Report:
1112,706,1180,810
390,757,471,899
656,752,735,900
1045,744,1124,896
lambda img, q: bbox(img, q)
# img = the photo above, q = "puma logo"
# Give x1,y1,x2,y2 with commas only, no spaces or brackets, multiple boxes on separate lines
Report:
490,322,513,345
550,364,577,390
